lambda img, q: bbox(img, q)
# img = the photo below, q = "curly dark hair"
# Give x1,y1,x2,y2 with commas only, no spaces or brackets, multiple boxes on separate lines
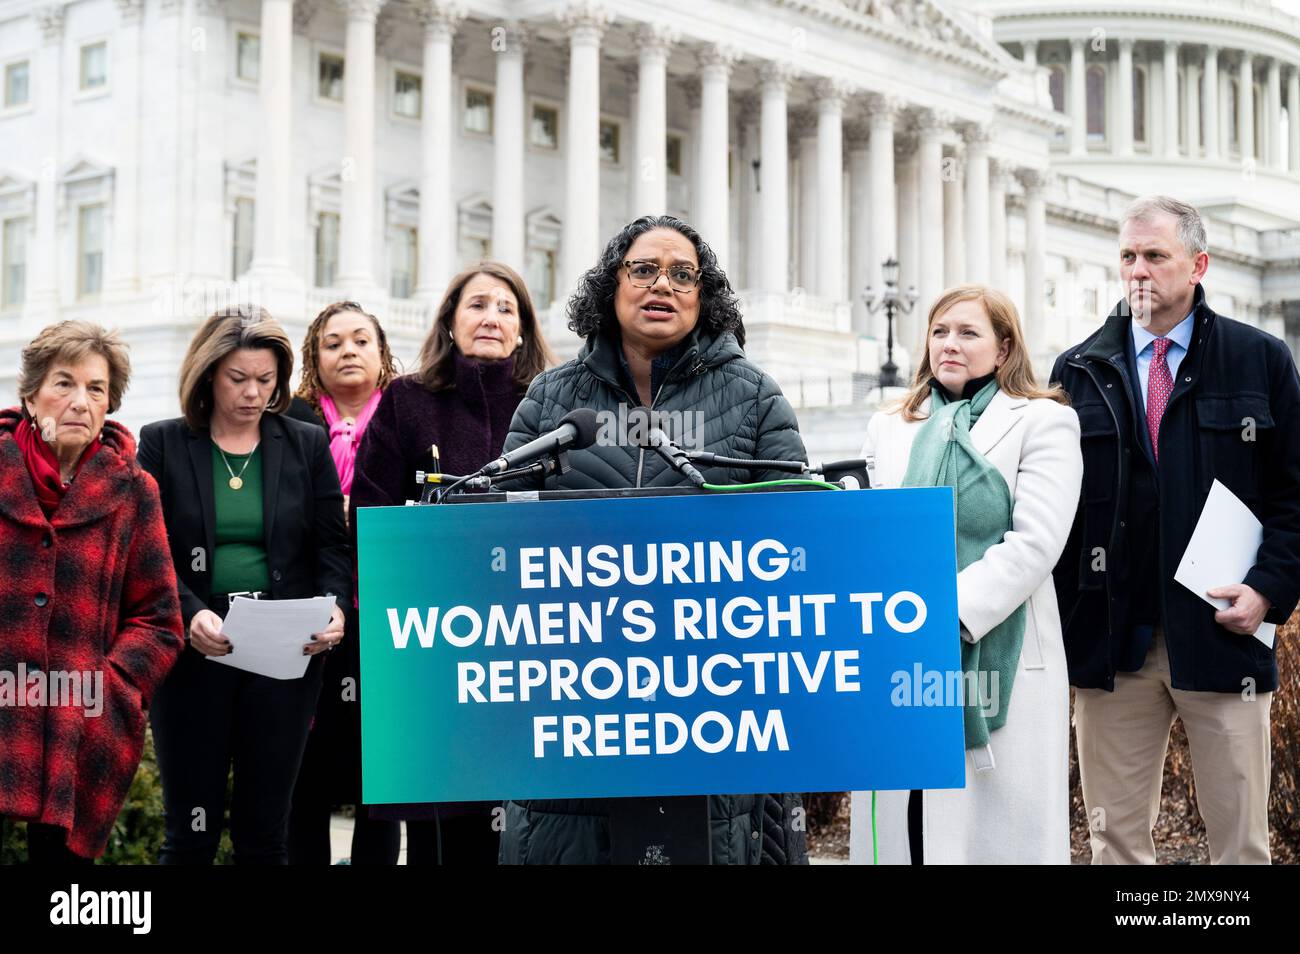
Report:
566,215,746,348
295,301,399,414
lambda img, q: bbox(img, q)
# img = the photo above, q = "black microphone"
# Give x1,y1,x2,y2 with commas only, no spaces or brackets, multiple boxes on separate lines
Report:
479,408,600,476
644,426,707,488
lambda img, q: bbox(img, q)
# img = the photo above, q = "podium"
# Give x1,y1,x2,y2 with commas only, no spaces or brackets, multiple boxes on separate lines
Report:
356,470,965,864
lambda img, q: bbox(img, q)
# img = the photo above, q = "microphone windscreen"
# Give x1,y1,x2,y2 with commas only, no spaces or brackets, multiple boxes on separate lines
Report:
560,407,601,449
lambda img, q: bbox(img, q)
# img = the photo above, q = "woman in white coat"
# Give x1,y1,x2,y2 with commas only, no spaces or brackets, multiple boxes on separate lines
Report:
851,285,1082,865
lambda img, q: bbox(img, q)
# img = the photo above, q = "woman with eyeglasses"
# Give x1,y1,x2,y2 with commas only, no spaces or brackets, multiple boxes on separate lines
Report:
284,301,403,865
350,262,554,863
496,215,809,865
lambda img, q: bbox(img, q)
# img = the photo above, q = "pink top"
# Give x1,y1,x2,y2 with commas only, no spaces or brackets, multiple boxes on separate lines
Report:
318,388,382,496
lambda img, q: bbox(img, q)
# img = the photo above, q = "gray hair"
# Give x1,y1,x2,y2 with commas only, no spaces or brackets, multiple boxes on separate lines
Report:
1120,195,1208,257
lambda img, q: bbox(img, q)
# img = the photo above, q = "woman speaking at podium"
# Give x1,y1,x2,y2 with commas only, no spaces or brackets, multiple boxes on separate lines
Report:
854,286,1081,864
497,215,809,865
351,262,552,863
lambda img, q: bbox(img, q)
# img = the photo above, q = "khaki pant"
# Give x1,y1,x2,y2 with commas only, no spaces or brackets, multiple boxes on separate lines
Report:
1074,631,1272,864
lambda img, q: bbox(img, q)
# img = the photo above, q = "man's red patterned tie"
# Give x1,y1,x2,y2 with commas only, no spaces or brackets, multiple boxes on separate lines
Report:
1146,337,1173,463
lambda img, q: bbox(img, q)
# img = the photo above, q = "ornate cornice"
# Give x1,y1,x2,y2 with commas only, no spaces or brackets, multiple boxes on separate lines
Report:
35,2,65,41
771,0,1010,81
558,1,610,43
115,0,145,24
418,1,467,41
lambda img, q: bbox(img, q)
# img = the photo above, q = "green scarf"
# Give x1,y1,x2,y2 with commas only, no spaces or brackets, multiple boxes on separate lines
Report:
901,380,1024,749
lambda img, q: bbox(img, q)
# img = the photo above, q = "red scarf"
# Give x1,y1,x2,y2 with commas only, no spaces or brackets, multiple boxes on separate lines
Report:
14,417,102,516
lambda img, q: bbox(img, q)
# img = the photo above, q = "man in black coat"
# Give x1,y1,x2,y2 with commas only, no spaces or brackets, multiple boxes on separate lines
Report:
1050,195,1300,864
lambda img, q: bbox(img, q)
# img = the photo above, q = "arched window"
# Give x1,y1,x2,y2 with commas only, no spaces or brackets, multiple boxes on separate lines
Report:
1048,65,1066,142
1197,72,1206,150
1086,65,1106,142
1048,65,1065,112
1133,65,1148,145
1229,78,1240,151
1284,107,1292,168
1253,82,1264,160
1178,71,1186,150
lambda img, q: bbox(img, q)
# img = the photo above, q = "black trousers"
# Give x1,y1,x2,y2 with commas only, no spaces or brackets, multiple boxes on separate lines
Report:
288,608,401,865
0,820,94,865
150,647,324,864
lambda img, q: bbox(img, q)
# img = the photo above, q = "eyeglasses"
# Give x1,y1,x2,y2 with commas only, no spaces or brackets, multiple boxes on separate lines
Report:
622,260,702,293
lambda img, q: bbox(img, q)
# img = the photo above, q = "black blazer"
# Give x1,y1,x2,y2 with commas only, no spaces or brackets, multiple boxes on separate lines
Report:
138,412,351,630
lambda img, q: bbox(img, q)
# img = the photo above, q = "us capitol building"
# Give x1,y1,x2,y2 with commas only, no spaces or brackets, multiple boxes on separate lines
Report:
1,0,1298,460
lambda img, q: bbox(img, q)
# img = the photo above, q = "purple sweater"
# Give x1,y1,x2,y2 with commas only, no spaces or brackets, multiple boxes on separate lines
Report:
352,351,523,509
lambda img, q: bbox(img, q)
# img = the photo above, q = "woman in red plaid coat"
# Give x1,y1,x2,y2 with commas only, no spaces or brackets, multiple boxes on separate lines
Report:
0,321,184,862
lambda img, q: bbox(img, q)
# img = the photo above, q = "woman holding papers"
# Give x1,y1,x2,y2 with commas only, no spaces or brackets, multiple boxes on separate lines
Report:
0,321,183,862
286,301,402,865
138,306,351,865
853,285,1082,865
351,262,552,863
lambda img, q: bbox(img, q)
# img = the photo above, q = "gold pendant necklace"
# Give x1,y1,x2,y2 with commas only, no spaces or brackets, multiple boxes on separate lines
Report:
217,441,259,491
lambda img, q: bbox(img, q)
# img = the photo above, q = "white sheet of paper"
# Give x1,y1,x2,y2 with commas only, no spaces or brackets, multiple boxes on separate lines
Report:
209,596,337,680
1174,480,1276,649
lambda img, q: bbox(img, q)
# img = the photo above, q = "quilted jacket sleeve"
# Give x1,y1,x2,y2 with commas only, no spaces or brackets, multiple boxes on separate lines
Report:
497,373,549,491
752,370,808,481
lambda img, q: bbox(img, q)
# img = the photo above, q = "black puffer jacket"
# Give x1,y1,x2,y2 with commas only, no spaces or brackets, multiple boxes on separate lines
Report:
497,322,810,865
501,323,807,489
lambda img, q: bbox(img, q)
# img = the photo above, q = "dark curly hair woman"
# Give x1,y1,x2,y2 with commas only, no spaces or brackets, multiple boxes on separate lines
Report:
283,301,403,865
497,215,810,866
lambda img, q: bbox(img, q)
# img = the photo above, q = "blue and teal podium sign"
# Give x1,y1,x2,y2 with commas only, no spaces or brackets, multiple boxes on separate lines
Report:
357,489,964,803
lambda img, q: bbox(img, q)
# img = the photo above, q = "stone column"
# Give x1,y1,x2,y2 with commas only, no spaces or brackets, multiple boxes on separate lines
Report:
1203,46,1220,161
697,45,738,271
847,121,871,335
560,2,609,296
988,159,1010,292
894,133,920,347
867,94,899,300
106,0,144,296
26,3,64,321
815,79,848,299
739,96,762,289
759,62,795,294
685,80,702,218
336,0,384,298
1069,38,1086,156
1186,56,1201,159
248,0,297,282
963,124,990,285
416,1,463,301
1019,168,1048,361
793,113,817,291
1163,41,1180,158
1289,65,1300,173
1239,52,1255,161
633,25,675,218
491,23,527,274
1022,39,1037,71
943,145,964,287
1116,38,1134,157
1266,58,1282,168
917,110,946,312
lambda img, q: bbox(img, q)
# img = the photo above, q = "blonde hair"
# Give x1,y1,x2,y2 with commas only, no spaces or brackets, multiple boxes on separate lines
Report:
19,320,132,415
177,306,295,429
897,284,1068,422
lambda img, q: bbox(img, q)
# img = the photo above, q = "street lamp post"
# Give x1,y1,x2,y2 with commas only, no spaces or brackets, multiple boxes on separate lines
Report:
862,257,919,391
